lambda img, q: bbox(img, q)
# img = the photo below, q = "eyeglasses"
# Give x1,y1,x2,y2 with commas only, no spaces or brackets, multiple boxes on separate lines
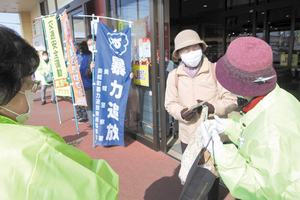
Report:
24,80,41,93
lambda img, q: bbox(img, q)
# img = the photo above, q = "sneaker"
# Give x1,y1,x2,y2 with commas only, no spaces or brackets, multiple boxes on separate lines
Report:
41,101,46,105
85,123,91,126
72,116,82,121
51,100,56,104
86,124,93,130
78,118,88,124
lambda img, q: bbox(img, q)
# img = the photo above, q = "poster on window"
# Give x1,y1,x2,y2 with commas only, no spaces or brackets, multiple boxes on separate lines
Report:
94,21,132,147
132,65,149,87
280,54,298,67
142,37,151,57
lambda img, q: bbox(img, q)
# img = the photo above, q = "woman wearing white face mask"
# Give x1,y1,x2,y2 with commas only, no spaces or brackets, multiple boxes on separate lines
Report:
0,26,119,199
164,29,238,200
35,51,56,105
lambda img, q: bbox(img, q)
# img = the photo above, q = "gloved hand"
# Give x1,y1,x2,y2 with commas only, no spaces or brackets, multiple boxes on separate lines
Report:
197,100,215,114
214,115,227,133
181,108,197,121
201,120,224,156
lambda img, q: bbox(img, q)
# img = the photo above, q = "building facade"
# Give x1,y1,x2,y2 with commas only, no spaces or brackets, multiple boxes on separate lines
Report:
12,0,300,153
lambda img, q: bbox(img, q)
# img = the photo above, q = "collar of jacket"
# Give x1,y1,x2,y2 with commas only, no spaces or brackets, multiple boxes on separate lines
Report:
0,115,19,125
176,55,210,77
239,84,279,129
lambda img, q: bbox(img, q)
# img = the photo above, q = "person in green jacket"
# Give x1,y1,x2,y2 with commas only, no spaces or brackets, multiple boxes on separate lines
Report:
0,25,119,199
36,51,56,105
200,36,300,199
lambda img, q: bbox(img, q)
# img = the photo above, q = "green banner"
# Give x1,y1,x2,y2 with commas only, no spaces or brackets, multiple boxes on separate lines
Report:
42,15,71,97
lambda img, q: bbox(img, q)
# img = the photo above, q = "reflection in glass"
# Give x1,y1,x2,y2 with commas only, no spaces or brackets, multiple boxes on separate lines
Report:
72,11,85,43
202,19,224,63
268,7,292,88
292,10,300,81
227,0,254,10
256,11,264,39
268,8,292,69
226,13,253,48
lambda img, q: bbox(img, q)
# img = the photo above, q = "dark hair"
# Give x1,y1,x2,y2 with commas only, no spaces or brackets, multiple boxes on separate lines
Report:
42,51,48,55
79,41,91,55
86,34,96,42
0,25,40,106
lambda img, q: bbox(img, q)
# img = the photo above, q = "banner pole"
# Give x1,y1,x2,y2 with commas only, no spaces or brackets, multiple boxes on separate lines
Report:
79,14,133,26
59,14,80,134
92,14,96,148
41,17,62,124
69,76,80,134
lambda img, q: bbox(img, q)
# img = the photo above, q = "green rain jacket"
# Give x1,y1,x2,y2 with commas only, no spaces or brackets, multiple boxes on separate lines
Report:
0,115,119,199
215,85,300,200
36,59,52,85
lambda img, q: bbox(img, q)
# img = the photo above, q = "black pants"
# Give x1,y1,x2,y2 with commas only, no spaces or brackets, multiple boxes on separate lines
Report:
76,105,87,120
85,88,93,123
181,141,219,200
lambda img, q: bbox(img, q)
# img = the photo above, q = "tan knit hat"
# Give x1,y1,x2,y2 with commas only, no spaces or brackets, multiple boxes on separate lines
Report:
172,29,207,59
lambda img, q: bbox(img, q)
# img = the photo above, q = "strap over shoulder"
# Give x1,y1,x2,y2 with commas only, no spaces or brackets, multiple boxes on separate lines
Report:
175,68,179,89
210,62,217,85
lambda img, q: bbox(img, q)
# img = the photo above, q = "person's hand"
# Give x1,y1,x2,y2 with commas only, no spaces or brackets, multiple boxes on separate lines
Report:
90,61,95,72
214,115,227,133
200,120,224,155
197,100,215,114
181,108,197,121
129,72,134,79
196,100,204,114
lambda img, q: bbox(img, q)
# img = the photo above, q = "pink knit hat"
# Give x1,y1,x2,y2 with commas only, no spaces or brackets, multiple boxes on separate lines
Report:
216,37,277,96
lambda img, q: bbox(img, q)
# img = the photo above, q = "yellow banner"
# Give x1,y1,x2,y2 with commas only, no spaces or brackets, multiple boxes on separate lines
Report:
61,11,87,106
42,15,71,97
133,65,149,86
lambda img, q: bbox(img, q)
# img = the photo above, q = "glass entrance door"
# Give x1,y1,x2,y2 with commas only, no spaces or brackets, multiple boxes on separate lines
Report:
267,7,292,88
68,9,86,44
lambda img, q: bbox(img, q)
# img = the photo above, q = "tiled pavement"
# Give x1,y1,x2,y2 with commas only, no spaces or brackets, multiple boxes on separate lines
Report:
26,87,234,200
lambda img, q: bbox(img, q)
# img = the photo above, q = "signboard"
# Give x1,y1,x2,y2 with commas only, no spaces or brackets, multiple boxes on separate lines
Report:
32,18,45,51
94,21,132,147
33,18,42,37
133,65,149,87
33,35,46,51
61,11,87,106
42,15,71,97
280,54,298,67
142,37,151,57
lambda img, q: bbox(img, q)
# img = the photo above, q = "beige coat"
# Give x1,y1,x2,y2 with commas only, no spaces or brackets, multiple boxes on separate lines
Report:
165,56,238,144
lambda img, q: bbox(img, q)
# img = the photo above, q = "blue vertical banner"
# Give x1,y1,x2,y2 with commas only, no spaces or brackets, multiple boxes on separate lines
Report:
94,21,132,147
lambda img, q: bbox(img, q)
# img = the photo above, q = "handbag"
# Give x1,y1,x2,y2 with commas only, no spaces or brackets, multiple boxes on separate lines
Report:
179,141,217,200
179,106,218,184
44,73,53,84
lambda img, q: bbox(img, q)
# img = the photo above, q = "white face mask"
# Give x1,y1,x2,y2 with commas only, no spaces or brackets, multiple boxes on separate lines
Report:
42,56,48,61
0,90,34,124
88,46,94,52
180,49,203,68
